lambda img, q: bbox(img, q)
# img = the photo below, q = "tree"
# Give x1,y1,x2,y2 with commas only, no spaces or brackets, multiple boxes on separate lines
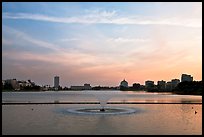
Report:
173,81,202,95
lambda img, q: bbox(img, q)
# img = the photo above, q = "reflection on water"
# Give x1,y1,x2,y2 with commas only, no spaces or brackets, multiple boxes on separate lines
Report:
2,104,202,135
2,90,202,103
2,91,202,135
63,106,140,115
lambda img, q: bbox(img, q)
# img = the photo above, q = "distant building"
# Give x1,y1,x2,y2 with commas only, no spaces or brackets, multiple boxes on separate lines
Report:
28,79,35,86
166,81,172,91
18,80,31,89
70,84,92,90
157,80,166,90
181,74,193,82
70,86,83,90
41,85,50,91
120,79,128,88
5,79,20,90
54,76,59,90
132,83,140,90
84,84,92,90
171,79,180,89
145,80,154,89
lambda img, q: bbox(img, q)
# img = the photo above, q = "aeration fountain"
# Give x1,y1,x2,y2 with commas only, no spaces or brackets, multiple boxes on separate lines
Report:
66,91,138,115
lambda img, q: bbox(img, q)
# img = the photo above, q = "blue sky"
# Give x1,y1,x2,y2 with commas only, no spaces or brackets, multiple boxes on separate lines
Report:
2,2,202,87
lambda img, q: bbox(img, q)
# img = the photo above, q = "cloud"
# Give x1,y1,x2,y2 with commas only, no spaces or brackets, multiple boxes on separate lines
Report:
2,27,202,86
2,3,202,86
107,37,149,43
2,28,111,68
2,50,95,67
3,11,201,28
84,9,117,18
2,26,127,67
59,38,79,42
2,25,61,52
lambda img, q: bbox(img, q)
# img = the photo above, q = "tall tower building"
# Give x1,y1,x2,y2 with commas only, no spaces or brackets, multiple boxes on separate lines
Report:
54,76,59,90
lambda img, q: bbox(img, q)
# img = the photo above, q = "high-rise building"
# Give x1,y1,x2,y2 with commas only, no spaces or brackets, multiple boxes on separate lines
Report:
157,80,166,90
166,81,172,91
181,74,193,82
171,79,180,88
145,80,154,89
54,76,59,90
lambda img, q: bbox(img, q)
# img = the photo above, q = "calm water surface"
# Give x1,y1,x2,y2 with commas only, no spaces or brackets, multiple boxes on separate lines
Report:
2,91,202,135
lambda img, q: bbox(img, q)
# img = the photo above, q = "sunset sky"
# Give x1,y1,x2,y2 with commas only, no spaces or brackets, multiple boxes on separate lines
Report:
2,2,202,87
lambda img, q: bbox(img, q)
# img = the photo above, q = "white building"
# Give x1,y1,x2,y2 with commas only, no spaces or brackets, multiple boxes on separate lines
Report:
18,80,30,88
5,79,20,90
54,76,59,90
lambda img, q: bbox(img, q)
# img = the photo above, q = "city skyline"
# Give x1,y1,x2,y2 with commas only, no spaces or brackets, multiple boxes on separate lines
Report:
2,2,202,87
2,73,196,88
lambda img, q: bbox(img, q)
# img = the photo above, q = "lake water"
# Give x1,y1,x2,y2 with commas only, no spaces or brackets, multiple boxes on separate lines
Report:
2,91,202,135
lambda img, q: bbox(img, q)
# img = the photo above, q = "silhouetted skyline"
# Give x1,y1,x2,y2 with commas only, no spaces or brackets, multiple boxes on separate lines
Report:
2,2,202,87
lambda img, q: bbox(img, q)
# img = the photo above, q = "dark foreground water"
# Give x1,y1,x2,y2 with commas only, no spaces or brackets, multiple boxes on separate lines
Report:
2,91,202,135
